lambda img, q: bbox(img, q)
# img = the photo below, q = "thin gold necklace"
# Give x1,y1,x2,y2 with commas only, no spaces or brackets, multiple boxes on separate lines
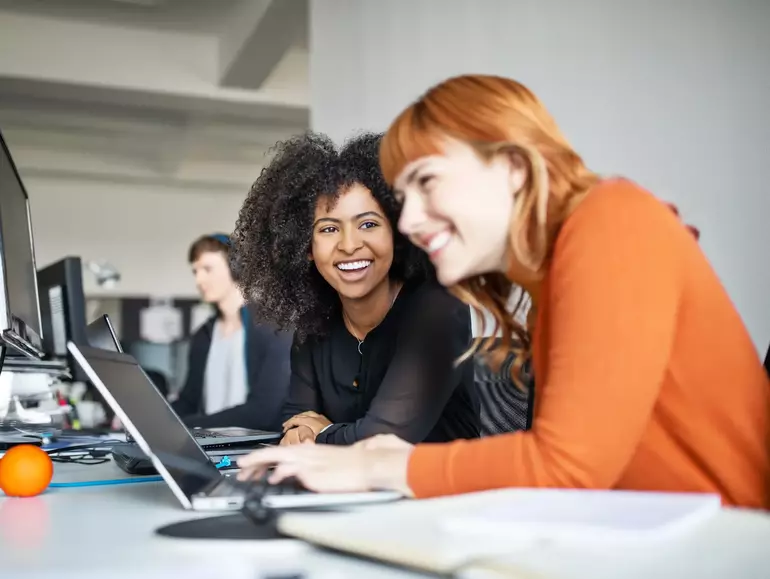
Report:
343,284,400,355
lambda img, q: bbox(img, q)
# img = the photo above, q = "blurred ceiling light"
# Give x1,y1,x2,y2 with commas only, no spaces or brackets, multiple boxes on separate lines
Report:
85,260,121,289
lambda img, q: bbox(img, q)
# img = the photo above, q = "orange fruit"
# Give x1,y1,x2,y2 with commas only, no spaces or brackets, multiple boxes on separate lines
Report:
0,445,54,497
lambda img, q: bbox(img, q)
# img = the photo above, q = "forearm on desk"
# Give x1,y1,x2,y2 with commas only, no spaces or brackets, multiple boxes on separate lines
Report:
315,420,390,444
314,422,354,444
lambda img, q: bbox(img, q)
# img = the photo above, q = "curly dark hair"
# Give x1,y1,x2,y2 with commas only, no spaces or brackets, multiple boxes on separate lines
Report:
231,131,431,341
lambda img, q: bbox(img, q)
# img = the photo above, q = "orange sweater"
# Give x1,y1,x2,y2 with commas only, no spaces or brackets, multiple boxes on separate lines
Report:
408,179,770,508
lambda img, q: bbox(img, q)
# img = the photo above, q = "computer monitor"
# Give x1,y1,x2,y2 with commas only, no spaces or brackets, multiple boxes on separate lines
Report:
0,129,44,359
86,314,123,353
37,256,90,380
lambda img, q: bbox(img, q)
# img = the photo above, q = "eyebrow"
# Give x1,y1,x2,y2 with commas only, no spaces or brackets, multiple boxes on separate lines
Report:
403,164,425,186
313,211,384,228
394,161,431,197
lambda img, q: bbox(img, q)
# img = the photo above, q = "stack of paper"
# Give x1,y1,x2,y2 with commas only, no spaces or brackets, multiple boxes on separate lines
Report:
441,489,721,544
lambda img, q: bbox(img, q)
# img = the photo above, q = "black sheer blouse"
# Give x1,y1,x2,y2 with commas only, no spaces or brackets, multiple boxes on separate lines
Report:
283,280,480,445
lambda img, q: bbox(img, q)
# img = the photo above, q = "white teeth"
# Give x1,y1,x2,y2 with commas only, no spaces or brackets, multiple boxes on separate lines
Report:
427,231,451,253
336,260,372,271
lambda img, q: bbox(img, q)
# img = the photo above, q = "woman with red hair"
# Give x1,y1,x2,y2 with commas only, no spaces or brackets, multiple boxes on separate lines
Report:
239,74,769,508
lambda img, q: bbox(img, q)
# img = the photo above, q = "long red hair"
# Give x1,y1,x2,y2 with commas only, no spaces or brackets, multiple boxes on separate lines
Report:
381,75,700,386
380,75,601,386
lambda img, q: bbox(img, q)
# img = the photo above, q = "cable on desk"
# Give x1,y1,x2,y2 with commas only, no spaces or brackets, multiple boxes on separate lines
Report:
46,440,125,466
50,454,110,466
44,439,125,453
49,476,163,489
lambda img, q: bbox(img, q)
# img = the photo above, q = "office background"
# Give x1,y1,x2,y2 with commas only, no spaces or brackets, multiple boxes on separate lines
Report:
0,0,768,390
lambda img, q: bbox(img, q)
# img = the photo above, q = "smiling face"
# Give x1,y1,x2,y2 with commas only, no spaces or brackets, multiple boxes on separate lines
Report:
311,183,394,300
394,137,527,287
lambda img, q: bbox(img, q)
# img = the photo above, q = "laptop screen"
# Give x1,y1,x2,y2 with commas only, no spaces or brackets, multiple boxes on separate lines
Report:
70,344,218,499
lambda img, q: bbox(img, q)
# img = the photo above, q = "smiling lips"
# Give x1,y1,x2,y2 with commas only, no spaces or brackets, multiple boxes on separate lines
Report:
420,230,452,259
335,259,373,281
336,260,372,271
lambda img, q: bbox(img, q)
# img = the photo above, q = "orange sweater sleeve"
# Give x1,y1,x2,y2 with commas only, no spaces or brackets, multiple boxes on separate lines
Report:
407,182,686,498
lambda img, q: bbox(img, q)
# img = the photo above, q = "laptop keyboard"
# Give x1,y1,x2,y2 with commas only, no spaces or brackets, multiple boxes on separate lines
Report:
126,430,249,444
126,430,231,442
192,431,217,439
214,473,308,497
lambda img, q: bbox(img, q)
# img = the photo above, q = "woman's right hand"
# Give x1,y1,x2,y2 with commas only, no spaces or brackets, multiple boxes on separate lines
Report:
237,437,414,497
280,425,316,445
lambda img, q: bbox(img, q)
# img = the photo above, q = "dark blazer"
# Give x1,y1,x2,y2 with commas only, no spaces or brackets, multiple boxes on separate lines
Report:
172,306,292,431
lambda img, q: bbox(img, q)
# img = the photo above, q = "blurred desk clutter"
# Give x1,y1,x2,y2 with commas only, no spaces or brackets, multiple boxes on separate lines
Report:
0,127,277,470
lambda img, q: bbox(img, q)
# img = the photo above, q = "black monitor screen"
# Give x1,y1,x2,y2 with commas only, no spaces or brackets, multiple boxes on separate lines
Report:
37,257,90,379
0,134,41,341
75,347,218,498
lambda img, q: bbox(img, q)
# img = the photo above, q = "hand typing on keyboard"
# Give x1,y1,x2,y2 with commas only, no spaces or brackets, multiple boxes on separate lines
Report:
227,470,307,495
235,437,414,496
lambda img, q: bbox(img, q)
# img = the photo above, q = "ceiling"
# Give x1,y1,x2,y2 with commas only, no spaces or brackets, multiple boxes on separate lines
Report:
0,0,243,33
0,0,310,192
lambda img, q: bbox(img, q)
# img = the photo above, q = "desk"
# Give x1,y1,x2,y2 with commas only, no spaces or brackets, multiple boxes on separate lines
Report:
281,490,770,579
3,461,770,579
0,461,427,578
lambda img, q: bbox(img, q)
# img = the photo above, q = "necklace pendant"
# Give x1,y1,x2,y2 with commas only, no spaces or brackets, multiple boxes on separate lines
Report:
357,340,363,355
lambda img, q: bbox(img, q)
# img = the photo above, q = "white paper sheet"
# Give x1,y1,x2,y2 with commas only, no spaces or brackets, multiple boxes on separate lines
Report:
442,489,721,545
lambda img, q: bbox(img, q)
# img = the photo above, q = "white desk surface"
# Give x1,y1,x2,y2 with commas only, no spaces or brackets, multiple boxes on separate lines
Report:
0,460,428,578
3,460,770,579
280,489,770,579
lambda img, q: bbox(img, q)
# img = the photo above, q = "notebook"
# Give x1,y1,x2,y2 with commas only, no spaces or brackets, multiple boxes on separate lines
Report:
276,489,723,576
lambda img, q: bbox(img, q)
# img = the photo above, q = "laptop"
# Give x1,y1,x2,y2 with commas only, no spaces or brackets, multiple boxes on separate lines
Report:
67,342,403,511
87,313,279,449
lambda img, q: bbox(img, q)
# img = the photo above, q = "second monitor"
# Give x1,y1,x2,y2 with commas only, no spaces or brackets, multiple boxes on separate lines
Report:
37,256,91,381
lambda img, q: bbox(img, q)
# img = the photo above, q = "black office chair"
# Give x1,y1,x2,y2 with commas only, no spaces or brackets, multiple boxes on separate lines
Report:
473,338,534,436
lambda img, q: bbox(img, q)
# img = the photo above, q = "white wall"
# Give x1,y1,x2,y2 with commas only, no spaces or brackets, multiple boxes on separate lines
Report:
310,0,770,351
26,176,246,297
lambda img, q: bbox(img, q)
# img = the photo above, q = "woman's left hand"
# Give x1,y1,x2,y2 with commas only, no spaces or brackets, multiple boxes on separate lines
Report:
236,435,415,496
282,411,332,438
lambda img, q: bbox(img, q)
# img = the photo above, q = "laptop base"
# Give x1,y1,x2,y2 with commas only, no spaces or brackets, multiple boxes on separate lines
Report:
111,443,256,475
125,426,281,450
190,475,403,512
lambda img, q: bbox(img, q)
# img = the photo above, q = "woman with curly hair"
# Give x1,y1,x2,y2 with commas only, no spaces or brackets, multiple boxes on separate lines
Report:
231,132,480,446
238,75,768,509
